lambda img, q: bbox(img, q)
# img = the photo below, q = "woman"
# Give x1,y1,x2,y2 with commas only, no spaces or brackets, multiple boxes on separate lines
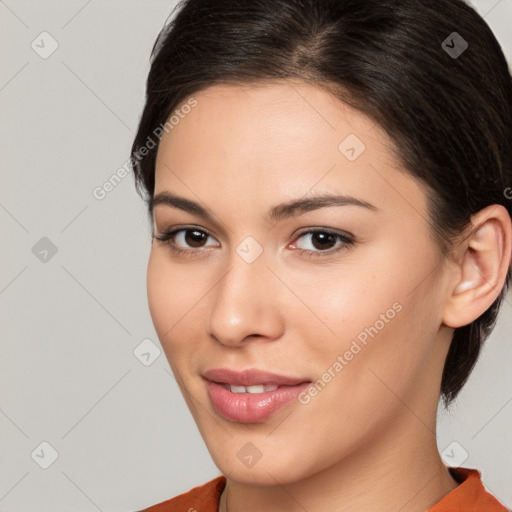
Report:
130,0,512,510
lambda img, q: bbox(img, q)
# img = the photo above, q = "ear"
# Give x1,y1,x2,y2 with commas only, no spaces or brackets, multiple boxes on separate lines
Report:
442,204,512,329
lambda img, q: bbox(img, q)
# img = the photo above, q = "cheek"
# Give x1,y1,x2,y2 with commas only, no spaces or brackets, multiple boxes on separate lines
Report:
146,248,220,381
293,249,438,398
146,250,197,347
146,250,171,335
288,264,389,349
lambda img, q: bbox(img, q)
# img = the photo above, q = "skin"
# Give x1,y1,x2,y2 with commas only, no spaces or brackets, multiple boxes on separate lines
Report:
147,80,511,512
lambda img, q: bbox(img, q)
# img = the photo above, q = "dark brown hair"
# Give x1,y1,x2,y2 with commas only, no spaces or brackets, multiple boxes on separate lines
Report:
130,0,512,405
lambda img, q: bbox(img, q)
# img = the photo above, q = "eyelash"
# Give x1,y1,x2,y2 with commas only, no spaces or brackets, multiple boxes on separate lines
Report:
152,226,355,259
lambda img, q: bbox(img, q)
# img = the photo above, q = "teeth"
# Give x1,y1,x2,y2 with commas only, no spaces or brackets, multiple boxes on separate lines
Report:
226,384,279,393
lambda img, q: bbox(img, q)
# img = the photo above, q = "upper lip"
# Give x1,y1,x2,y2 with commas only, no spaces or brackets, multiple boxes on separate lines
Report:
203,368,311,387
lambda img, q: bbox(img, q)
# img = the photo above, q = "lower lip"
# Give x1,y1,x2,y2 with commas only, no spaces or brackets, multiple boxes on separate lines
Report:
205,379,310,423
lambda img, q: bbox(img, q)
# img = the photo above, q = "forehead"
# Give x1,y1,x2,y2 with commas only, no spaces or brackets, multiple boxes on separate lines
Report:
164,80,385,152
153,80,426,222
156,81,394,168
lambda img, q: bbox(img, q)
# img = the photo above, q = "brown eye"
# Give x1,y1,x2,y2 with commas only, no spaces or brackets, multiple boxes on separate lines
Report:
184,229,208,247
309,232,338,250
153,226,219,256
290,229,355,258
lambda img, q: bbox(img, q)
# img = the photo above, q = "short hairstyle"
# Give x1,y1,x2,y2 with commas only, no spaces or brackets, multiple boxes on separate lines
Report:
130,0,512,405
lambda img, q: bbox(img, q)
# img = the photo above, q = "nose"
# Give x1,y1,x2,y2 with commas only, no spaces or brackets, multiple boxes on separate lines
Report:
207,247,285,347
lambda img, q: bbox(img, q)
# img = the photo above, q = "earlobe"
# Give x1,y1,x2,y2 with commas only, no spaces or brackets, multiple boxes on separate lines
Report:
443,205,512,329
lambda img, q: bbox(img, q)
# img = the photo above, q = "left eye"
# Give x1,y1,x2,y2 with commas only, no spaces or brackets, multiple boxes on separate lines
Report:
290,229,354,254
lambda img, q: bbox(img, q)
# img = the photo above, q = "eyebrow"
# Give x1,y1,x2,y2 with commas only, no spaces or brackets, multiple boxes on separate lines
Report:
149,190,378,223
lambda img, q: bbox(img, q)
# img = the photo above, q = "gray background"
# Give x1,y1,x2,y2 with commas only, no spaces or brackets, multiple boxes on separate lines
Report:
0,1,511,511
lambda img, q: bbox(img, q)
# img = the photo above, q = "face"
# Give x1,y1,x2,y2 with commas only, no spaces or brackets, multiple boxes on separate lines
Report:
147,81,453,484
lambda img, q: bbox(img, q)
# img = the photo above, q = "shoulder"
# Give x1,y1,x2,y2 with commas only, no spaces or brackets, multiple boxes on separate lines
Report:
139,475,226,512
429,467,509,512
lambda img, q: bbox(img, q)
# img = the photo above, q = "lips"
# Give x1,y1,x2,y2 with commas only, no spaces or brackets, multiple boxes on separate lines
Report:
202,368,312,423
202,368,310,387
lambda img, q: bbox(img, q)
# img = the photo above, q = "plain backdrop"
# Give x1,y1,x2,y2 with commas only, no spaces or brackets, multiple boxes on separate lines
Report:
1,1,511,511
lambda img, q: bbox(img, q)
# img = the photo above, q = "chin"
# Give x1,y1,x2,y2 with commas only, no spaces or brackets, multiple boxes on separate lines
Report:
208,444,314,485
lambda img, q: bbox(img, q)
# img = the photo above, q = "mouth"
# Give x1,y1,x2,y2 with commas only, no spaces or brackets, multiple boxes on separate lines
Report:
202,367,311,387
202,368,312,423
216,382,281,393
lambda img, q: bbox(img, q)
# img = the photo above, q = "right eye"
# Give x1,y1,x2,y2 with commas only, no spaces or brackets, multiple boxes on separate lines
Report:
153,226,220,256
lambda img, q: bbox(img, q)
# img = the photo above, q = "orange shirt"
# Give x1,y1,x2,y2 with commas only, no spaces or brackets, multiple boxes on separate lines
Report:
140,467,509,511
